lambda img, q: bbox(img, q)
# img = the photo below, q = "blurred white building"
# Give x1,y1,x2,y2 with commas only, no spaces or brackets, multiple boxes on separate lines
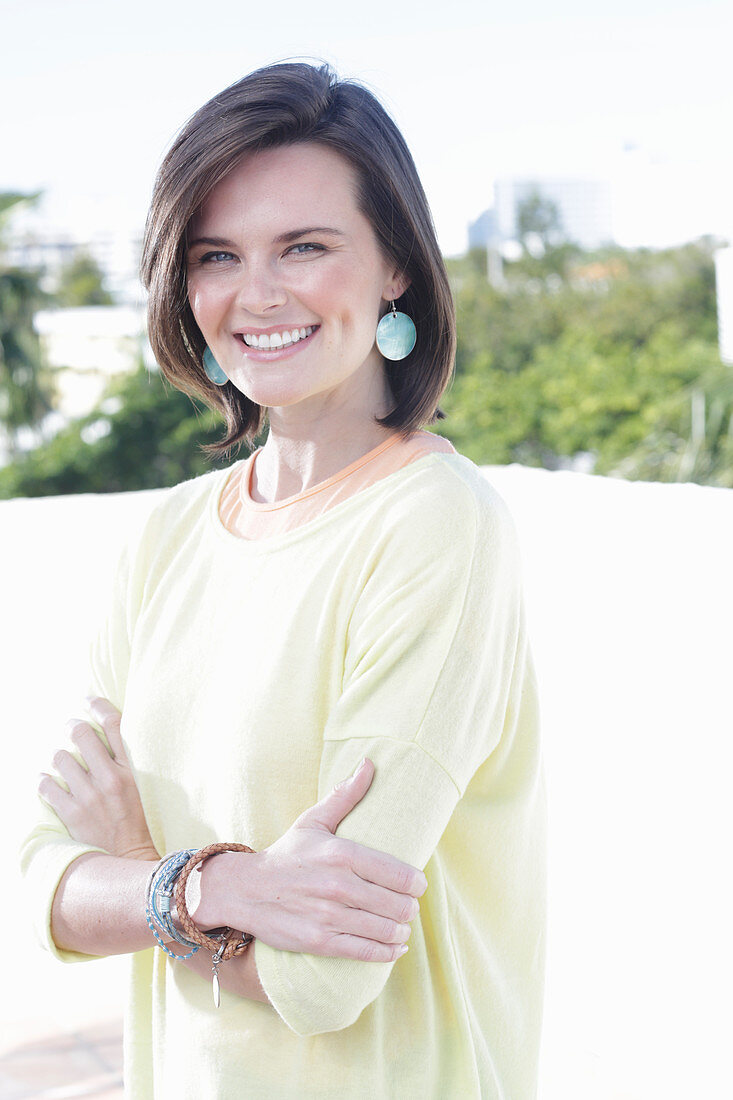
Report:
6,208,144,306
467,208,501,251
493,176,615,250
33,306,150,421
469,176,615,254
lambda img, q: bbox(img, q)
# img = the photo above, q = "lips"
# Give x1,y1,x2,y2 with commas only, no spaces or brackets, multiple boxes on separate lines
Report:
234,325,320,350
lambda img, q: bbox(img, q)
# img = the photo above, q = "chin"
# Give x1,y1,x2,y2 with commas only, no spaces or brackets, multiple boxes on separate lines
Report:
232,381,317,409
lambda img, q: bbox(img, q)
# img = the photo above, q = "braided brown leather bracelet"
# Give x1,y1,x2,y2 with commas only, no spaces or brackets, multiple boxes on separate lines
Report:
174,842,256,1006
174,841,256,956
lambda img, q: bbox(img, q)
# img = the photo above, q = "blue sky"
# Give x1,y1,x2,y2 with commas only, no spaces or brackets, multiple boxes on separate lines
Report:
1,0,731,254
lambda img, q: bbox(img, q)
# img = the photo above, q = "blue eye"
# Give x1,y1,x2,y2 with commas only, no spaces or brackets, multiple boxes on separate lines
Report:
199,251,235,264
288,243,324,255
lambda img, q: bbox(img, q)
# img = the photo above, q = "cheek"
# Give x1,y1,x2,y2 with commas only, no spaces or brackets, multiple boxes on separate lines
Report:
187,284,232,345
306,266,380,332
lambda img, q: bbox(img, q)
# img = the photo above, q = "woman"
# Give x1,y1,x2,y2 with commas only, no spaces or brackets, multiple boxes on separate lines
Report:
21,61,547,1098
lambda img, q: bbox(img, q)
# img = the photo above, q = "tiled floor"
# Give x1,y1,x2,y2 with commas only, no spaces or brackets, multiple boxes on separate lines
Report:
0,1020,123,1099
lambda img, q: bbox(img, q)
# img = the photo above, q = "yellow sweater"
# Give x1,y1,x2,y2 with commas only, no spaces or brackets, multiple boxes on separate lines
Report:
20,451,547,1099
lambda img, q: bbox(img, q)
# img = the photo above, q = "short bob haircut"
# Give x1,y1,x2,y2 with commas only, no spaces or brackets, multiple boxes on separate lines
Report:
140,60,456,457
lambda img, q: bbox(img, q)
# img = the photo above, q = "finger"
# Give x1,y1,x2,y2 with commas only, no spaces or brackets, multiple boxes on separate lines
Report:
342,879,421,925
318,932,409,964
38,771,75,816
330,901,414,945
297,758,374,833
85,696,126,761
67,719,116,772
315,860,421,923
52,748,92,798
346,840,428,898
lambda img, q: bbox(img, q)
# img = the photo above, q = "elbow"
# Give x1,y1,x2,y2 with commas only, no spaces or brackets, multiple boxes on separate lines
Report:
254,939,392,1036
282,994,371,1038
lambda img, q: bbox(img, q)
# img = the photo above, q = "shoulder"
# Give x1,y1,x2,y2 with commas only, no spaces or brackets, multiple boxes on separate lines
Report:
141,465,226,533
120,464,230,574
407,429,457,456
349,454,525,627
387,451,519,549
366,452,521,584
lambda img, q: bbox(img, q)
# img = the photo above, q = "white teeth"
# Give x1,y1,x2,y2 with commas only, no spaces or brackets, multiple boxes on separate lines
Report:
241,325,316,349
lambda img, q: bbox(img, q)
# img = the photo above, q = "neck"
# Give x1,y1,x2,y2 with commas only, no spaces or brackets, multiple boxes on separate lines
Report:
252,371,400,504
252,423,402,504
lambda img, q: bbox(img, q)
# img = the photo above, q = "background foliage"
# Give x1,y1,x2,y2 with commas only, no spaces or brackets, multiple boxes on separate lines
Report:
0,193,54,460
442,236,732,486
55,250,114,308
0,365,229,497
0,185,730,496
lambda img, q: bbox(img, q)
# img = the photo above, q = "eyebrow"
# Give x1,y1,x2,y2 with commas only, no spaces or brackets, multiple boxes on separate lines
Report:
187,227,345,249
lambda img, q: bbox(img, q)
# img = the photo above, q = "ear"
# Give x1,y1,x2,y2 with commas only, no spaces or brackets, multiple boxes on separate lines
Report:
383,269,411,302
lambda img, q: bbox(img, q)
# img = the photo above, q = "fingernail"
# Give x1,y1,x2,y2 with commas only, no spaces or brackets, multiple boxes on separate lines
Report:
352,757,366,778
398,945,408,956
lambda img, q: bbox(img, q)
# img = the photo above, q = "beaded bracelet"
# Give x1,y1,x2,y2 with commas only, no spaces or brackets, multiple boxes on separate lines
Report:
145,850,201,960
151,858,204,949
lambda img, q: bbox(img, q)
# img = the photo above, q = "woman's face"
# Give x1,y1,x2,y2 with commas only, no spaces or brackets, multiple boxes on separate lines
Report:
186,142,407,414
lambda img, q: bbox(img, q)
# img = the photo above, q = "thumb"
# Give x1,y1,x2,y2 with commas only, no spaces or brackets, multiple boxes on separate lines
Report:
298,758,375,834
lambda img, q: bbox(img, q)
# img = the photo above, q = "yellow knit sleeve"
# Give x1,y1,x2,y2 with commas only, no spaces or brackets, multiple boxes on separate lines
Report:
255,470,533,1035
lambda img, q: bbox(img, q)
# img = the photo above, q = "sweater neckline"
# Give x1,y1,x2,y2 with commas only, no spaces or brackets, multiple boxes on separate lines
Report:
207,450,458,553
241,433,404,511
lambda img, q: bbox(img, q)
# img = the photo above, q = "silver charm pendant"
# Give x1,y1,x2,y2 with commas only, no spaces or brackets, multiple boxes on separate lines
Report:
211,939,227,1009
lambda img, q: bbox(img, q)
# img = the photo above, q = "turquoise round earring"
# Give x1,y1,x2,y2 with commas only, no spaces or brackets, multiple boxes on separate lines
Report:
203,347,228,386
375,301,417,361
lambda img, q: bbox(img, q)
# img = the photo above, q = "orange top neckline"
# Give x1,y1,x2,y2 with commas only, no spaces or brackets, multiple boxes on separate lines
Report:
241,433,404,512
217,429,458,543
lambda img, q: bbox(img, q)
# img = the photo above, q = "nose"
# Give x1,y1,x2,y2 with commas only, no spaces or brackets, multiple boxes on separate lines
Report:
234,259,287,316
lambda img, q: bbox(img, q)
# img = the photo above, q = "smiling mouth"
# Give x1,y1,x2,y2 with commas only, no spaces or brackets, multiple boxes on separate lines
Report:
235,325,320,350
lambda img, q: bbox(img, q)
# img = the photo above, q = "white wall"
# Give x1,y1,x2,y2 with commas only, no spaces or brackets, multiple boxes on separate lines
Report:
3,466,732,1098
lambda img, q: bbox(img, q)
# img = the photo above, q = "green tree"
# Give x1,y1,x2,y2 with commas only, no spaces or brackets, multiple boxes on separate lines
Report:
56,249,114,307
516,189,565,251
612,354,733,486
0,362,265,498
442,238,730,485
0,192,53,457
2,235,728,494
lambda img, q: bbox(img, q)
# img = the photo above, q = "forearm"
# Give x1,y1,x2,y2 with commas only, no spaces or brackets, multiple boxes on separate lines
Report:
50,851,163,956
50,850,272,1004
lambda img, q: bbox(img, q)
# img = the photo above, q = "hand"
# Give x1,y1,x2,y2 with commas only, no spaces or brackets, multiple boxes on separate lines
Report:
38,696,160,862
195,758,427,963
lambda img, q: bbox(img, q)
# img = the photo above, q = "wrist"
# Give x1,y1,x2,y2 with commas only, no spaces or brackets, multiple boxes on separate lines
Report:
192,850,259,933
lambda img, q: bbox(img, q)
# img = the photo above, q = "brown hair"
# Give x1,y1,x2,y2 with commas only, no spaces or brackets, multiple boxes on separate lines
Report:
140,60,456,457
